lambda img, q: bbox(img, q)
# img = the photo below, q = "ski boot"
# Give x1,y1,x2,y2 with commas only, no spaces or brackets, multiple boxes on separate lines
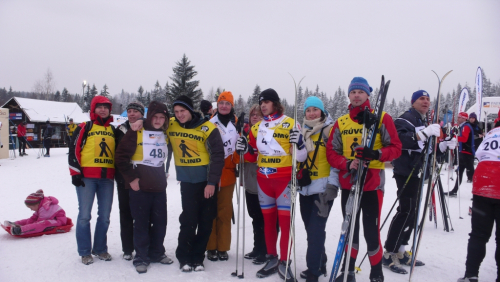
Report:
256,254,279,278
399,251,424,266
206,250,218,261
335,271,356,282
218,251,229,261
382,251,407,274
278,260,297,282
457,277,478,282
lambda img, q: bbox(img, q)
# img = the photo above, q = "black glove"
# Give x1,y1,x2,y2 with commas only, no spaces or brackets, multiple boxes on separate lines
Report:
72,175,85,187
236,136,248,154
354,110,377,127
354,146,380,161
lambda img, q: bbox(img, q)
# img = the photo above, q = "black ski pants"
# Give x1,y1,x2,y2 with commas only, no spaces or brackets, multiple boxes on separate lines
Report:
129,189,167,266
17,136,26,154
245,191,267,256
452,152,475,193
384,174,420,253
465,195,500,281
176,181,218,265
116,181,134,254
341,189,383,279
43,138,51,155
300,193,332,277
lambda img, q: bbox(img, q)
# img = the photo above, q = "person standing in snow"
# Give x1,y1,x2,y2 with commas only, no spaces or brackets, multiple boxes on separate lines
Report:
206,91,240,262
69,95,116,265
114,101,145,261
5,189,67,236
17,121,27,156
115,101,173,274
241,104,269,265
326,77,402,282
469,112,483,153
382,90,456,274
446,112,475,196
43,120,53,157
457,119,500,282
236,88,307,282
67,118,77,154
167,95,224,272
298,96,339,282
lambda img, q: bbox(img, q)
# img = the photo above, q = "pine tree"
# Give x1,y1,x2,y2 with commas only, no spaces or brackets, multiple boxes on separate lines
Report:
61,88,70,102
54,90,61,101
234,94,246,116
250,84,261,106
101,84,110,98
152,80,164,102
82,84,93,112
166,54,203,111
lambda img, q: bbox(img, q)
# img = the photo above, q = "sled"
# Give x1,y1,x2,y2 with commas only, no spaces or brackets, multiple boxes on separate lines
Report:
1,218,73,238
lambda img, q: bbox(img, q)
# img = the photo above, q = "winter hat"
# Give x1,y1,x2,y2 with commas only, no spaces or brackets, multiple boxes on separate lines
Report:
348,77,373,96
46,120,50,124
303,96,325,114
69,118,73,122
25,189,44,205
259,88,280,104
217,91,234,107
173,95,195,115
145,101,169,130
126,101,145,116
200,100,213,113
411,90,430,104
469,112,477,120
458,112,468,119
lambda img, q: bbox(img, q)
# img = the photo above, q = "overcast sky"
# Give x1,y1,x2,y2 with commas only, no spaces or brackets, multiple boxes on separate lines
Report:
1,0,499,104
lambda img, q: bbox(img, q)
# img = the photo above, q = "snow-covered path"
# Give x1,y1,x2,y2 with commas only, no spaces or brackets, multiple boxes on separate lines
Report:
0,148,496,282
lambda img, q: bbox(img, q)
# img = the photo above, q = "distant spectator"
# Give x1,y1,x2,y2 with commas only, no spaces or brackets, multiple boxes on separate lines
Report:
17,121,27,156
43,120,54,157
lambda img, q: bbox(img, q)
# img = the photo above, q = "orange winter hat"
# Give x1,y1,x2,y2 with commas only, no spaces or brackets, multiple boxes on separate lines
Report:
217,91,234,107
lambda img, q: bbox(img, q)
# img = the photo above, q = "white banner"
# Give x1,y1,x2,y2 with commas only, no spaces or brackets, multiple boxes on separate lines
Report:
476,67,483,120
458,87,469,113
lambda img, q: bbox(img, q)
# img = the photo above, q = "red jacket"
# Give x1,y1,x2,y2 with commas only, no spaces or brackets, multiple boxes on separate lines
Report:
326,100,402,191
68,96,115,179
17,124,26,137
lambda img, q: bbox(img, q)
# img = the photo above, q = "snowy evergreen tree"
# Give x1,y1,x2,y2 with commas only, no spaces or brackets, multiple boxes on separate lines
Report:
54,90,61,102
166,54,203,111
61,88,70,102
234,94,246,116
100,84,110,98
250,84,261,106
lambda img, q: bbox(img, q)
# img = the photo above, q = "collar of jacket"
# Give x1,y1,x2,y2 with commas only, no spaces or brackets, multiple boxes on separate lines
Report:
348,100,372,121
263,111,282,122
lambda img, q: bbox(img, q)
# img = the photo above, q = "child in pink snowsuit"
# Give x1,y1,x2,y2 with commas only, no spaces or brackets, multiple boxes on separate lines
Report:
9,189,67,236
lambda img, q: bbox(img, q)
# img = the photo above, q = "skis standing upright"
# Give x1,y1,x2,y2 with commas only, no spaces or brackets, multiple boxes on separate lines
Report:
285,74,305,282
409,70,453,281
329,76,390,282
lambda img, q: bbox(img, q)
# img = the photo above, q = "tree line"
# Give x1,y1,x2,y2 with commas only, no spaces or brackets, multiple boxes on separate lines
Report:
1,55,499,122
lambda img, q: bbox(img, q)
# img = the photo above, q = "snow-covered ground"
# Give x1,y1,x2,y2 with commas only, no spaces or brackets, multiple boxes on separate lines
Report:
0,148,496,282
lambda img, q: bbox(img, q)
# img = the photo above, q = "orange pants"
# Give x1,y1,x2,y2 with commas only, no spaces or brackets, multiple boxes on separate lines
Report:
206,183,235,251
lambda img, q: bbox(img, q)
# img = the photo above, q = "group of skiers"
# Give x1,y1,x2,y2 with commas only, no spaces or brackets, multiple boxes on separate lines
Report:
63,76,499,282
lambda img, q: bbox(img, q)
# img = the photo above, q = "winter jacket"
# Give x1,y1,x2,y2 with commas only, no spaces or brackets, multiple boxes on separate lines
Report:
392,108,444,178
43,124,54,139
115,102,168,193
114,121,131,186
15,196,67,226
472,126,500,200
68,96,116,179
17,124,26,137
166,112,224,185
326,100,402,191
67,123,77,137
298,113,340,196
210,113,240,187
458,121,475,155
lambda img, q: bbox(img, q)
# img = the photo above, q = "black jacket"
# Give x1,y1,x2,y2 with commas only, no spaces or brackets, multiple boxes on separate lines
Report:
392,108,443,178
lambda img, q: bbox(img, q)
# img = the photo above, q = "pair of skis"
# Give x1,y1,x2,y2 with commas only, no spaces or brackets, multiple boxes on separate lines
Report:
408,70,453,281
329,75,390,282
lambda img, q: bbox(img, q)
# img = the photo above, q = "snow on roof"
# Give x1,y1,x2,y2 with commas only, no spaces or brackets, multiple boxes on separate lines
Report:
2,97,89,124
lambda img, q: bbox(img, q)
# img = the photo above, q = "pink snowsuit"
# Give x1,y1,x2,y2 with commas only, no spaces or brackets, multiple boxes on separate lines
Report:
15,196,67,235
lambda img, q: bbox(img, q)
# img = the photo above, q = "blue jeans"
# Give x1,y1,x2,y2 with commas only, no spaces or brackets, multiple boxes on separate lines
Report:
75,178,114,256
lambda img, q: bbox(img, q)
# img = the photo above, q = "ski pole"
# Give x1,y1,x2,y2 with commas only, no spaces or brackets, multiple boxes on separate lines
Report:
456,147,463,219
355,150,427,272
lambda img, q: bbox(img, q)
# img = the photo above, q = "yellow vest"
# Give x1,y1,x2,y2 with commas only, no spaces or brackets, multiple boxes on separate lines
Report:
337,112,385,169
252,117,294,168
131,130,144,162
307,128,332,180
68,123,77,136
81,124,115,168
166,120,216,166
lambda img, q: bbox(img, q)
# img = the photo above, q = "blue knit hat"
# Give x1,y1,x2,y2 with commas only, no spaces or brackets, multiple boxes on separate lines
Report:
348,77,373,96
411,90,430,104
303,96,325,114
469,112,477,119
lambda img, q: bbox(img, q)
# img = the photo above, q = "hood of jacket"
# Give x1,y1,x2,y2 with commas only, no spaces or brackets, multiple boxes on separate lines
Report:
144,101,169,131
90,96,113,125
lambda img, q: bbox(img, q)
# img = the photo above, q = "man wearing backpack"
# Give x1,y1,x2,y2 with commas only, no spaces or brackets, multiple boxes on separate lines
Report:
68,96,116,265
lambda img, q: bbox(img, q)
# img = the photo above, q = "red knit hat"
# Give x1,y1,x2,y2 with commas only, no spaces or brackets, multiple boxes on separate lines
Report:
458,112,468,119
25,189,44,205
